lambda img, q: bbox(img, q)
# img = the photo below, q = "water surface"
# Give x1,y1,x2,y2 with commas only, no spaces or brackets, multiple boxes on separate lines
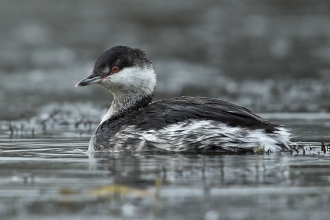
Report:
1,1,330,219
1,112,330,220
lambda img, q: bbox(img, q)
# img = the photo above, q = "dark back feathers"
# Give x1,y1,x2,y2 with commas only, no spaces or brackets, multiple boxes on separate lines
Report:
96,97,277,141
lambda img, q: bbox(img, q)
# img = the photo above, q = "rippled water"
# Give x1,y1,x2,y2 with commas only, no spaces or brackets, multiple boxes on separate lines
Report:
0,111,329,220
1,0,330,219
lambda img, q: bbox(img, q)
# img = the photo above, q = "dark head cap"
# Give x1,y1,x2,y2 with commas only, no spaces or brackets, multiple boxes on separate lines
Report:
75,46,152,87
94,46,151,73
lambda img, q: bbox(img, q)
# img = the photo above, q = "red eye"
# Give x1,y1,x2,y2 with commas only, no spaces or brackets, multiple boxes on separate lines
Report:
111,66,120,73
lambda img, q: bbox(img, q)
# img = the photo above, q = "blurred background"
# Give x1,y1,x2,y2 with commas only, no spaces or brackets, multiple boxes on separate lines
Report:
1,0,330,119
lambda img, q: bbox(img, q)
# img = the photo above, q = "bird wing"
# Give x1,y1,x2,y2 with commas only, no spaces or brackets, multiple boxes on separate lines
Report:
111,96,276,132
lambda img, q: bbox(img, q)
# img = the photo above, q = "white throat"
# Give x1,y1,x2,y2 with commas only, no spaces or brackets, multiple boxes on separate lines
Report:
99,66,156,123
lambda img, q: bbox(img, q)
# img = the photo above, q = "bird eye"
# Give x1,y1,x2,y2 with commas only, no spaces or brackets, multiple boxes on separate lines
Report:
111,66,120,73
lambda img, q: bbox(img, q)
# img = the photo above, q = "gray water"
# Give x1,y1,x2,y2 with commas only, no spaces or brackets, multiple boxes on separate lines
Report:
1,0,330,219
1,139,330,220
1,111,330,220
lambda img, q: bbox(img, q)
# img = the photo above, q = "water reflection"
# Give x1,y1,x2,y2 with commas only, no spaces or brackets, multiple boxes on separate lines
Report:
89,153,330,220
91,153,294,187
0,88,329,219
0,132,330,219
1,0,330,218
90,151,330,188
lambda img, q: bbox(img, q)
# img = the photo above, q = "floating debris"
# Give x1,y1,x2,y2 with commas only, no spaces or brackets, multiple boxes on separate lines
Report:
289,142,330,155
58,187,81,195
254,145,265,154
90,184,154,198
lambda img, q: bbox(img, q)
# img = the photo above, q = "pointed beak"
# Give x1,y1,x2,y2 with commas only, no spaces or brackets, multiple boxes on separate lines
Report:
75,74,103,87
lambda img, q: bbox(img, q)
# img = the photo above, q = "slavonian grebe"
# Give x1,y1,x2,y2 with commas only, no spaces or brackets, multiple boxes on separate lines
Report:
76,46,291,152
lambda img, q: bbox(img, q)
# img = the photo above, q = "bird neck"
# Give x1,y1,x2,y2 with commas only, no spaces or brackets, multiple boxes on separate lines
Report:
100,92,153,124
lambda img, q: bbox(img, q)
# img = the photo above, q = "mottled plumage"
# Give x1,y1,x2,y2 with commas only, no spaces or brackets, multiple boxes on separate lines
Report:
90,97,290,152
76,46,291,153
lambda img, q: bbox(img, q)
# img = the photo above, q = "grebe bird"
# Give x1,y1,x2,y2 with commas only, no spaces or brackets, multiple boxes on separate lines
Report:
76,46,291,152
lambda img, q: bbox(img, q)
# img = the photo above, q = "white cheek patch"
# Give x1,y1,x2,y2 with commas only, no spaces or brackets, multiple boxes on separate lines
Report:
101,67,156,95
